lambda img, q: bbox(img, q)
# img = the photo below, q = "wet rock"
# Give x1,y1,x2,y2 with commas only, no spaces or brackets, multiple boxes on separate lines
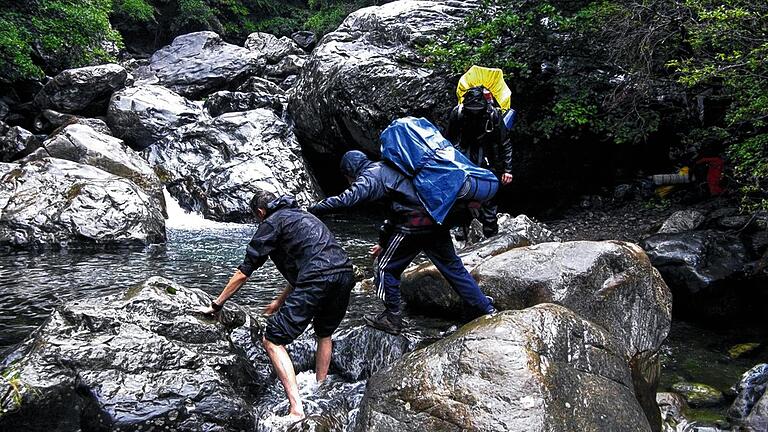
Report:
0,100,8,120
39,110,113,136
280,75,299,90
237,76,284,94
26,124,164,209
641,230,765,321
265,55,306,78
356,304,652,432
716,215,751,230
658,210,706,234
0,277,259,431
134,31,264,98
657,392,691,431
34,64,127,113
245,32,304,63
147,109,317,222
671,382,724,407
401,214,559,315
107,85,203,150
290,0,479,155
728,363,768,430
0,122,38,162
204,91,283,117
0,158,165,250
291,31,316,50
729,343,762,359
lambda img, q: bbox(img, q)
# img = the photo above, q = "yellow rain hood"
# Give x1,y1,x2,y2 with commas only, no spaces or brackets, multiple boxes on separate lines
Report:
456,65,512,111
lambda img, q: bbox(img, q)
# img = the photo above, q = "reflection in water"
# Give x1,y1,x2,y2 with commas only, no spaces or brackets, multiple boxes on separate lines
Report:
0,215,379,350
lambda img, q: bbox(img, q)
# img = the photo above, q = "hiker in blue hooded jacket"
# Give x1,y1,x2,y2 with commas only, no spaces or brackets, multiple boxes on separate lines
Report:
308,150,495,335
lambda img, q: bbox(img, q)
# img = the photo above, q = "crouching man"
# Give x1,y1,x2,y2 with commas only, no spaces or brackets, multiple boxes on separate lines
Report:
199,191,354,420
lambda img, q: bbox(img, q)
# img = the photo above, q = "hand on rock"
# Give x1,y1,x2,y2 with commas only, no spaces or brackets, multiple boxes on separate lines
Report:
195,305,219,319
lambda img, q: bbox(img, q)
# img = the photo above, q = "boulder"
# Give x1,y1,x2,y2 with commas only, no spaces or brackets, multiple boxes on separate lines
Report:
134,31,263,98
244,32,304,63
265,55,306,79
728,363,768,431
107,85,202,150
289,0,479,155
203,91,283,117
27,124,165,209
0,158,165,250
0,277,260,431
355,304,652,432
291,31,317,50
658,209,706,234
146,109,317,222
0,122,38,162
34,64,128,113
657,392,693,431
237,76,284,94
400,214,560,317
38,109,113,136
280,75,299,90
671,382,724,407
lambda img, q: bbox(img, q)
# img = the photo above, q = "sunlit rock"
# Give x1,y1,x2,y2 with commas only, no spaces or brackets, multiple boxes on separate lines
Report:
34,64,127,113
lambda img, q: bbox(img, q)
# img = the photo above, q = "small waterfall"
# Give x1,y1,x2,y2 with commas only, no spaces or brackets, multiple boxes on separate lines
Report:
163,188,242,230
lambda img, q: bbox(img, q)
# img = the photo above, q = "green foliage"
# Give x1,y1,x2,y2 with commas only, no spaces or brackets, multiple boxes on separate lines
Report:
0,0,122,81
114,0,155,22
304,5,348,35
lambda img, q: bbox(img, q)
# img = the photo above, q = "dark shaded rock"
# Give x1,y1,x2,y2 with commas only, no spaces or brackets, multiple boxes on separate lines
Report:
34,64,127,113
134,31,264,98
0,158,165,250
280,75,299,90
204,91,283,117
265,55,306,79
289,0,479,155
657,392,692,431
728,363,768,431
291,31,317,50
671,382,725,407
39,110,113,136
237,76,283,94
107,85,202,150
245,32,304,63
26,124,164,210
717,215,751,230
146,109,317,222
401,214,559,316
658,209,706,234
0,277,259,431
356,304,652,431
0,122,38,162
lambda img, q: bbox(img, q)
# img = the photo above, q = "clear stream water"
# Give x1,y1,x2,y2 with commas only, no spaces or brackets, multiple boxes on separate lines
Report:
0,196,766,429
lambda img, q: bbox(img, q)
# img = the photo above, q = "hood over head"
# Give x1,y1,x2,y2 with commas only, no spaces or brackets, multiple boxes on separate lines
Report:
340,150,374,178
265,195,298,216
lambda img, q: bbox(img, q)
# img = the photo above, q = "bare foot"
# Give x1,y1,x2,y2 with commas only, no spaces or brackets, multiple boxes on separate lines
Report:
286,411,305,423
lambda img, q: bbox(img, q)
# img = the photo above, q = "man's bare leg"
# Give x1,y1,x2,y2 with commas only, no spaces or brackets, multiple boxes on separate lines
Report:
263,337,305,419
315,336,332,382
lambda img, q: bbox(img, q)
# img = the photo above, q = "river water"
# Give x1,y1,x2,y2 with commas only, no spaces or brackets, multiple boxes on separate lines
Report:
1,197,766,429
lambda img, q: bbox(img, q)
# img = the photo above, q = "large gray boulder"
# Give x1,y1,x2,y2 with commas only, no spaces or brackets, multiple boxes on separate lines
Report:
27,124,165,209
146,109,317,222
107,85,203,150
658,209,706,234
38,109,113,136
203,91,283,117
34,64,128,113
400,214,560,315
0,158,165,250
728,363,768,431
0,277,260,431
265,55,306,79
289,0,479,155
135,31,263,98
245,32,304,63
0,122,38,162
356,304,652,432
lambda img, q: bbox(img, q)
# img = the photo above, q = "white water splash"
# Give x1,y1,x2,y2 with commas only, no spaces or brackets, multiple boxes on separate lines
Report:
163,188,244,230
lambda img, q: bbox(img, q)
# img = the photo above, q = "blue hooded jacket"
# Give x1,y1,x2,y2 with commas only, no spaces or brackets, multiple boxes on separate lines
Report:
308,151,432,232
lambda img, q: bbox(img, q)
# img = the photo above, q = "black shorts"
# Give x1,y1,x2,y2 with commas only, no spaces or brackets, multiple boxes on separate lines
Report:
265,271,354,345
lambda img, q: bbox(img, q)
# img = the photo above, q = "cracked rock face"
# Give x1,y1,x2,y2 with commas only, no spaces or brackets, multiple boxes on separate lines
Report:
728,363,768,431
0,158,165,250
245,32,304,63
203,90,283,117
146,109,317,222
34,64,128,113
134,31,264,98
0,277,259,431
0,122,38,162
356,304,652,432
107,85,203,150
28,123,165,209
289,0,480,155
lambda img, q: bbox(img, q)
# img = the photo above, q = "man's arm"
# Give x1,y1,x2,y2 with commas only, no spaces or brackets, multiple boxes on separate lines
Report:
264,283,293,315
500,123,514,185
445,106,462,148
309,174,384,215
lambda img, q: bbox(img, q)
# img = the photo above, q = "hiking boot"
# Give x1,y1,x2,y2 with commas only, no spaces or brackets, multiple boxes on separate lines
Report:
364,310,403,335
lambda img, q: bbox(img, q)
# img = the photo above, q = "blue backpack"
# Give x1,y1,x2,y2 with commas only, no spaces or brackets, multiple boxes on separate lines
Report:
380,117,499,224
